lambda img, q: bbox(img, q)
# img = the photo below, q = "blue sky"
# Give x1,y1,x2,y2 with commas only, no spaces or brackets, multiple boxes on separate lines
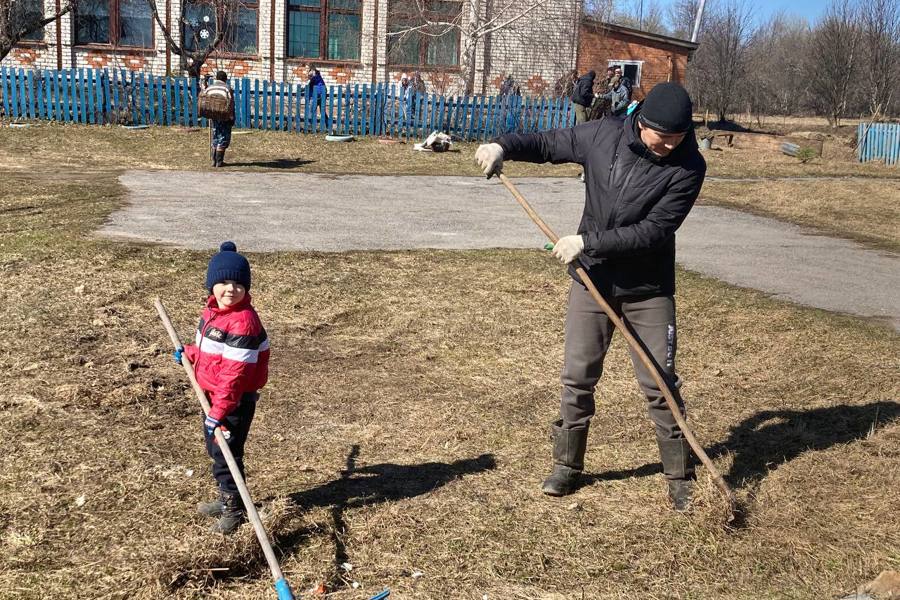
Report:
651,0,830,26
738,0,829,24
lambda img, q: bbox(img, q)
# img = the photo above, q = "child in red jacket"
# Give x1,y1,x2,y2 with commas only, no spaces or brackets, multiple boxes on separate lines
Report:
174,241,269,534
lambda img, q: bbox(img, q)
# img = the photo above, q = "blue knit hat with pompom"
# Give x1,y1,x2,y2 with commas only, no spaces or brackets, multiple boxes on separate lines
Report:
206,241,251,291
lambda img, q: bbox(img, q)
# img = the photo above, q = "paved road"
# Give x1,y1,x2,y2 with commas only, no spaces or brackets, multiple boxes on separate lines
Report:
102,171,900,330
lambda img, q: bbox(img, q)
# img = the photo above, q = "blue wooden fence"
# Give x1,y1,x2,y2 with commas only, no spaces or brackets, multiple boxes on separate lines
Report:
858,122,900,166
0,66,575,140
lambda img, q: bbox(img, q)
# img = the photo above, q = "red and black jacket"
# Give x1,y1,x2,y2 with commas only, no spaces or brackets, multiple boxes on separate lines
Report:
183,294,269,421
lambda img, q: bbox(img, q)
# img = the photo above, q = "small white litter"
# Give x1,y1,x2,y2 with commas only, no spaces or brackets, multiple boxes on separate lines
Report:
413,130,452,152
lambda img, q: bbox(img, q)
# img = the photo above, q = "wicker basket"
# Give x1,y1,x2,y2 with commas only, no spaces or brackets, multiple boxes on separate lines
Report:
198,85,233,121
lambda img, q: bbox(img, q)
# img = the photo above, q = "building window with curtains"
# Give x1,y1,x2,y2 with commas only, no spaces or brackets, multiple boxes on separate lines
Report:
75,0,154,47
21,0,45,42
387,0,459,67
182,0,259,55
286,0,362,61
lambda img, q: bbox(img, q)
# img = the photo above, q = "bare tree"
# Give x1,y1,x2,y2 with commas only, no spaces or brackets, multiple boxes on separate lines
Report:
667,0,702,40
861,0,900,118
1,0,76,61
611,0,669,34
688,0,754,122
806,0,863,127
583,0,614,21
144,0,246,79
741,12,809,122
386,0,552,95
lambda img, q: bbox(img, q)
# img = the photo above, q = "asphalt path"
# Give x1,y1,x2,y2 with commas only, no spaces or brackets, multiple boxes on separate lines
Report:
102,171,900,330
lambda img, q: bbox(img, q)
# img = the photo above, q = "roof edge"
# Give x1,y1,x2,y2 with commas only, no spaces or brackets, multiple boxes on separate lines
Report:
582,17,700,50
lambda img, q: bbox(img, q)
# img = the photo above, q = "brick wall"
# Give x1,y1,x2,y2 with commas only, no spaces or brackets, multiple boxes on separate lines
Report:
577,22,692,100
9,1,694,102
3,0,583,96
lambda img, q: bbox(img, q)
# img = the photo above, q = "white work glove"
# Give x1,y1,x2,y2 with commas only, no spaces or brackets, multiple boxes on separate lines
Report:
475,143,504,178
551,235,584,264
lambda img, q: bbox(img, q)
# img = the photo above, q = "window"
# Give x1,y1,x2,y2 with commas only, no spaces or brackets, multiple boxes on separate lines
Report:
22,0,45,42
75,0,153,47
387,0,459,67
183,1,259,55
608,60,642,87
286,0,361,61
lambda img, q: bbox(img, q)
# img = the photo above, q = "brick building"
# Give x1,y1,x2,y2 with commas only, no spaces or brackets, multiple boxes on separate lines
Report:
3,2,695,97
577,18,698,100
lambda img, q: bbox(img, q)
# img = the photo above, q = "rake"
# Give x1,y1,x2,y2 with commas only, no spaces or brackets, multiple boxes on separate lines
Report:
154,298,295,600
495,172,737,520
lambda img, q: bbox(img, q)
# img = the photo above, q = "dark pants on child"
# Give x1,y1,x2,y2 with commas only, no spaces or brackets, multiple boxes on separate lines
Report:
560,282,685,442
212,120,233,151
205,392,258,495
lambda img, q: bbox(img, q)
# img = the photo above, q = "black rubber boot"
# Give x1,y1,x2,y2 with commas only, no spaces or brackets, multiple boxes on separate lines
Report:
541,420,589,496
657,438,696,512
197,490,225,518
210,492,245,534
214,149,226,167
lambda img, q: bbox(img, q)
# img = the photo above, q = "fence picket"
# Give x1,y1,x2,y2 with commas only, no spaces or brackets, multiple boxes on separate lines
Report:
87,69,97,124
25,70,36,119
88,69,103,125
8,69,20,119
77,68,87,123
0,68,9,117
85,69,96,124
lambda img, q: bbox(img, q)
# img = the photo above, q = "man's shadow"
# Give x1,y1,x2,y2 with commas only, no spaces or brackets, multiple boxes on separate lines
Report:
269,446,495,590
225,158,315,169
585,401,900,492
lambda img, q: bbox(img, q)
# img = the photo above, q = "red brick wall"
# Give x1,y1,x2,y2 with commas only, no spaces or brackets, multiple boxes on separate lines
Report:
577,24,691,100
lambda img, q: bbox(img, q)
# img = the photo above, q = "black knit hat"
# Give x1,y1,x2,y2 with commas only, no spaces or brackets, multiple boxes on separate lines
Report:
206,241,251,291
638,82,694,134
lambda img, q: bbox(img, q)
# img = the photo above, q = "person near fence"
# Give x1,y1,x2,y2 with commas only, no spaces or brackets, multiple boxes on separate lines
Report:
399,73,413,134
306,66,330,128
597,69,631,119
589,67,617,121
205,71,235,168
473,82,706,511
173,241,270,534
571,71,596,125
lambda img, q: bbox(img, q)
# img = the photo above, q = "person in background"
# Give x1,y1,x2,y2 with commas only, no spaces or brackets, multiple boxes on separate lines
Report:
571,70,596,125
204,70,235,168
307,66,330,128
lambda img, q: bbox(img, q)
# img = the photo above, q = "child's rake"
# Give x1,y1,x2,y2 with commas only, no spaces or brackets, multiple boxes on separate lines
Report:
154,298,295,600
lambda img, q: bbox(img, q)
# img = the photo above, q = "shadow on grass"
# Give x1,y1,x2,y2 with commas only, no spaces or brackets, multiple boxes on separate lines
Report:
182,448,495,590
277,447,496,591
585,401,900,493
708,400,900,488
224,158,315,169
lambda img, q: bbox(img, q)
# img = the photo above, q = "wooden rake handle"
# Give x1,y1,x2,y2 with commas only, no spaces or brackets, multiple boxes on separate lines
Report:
496,173,737,511
154,298,295,600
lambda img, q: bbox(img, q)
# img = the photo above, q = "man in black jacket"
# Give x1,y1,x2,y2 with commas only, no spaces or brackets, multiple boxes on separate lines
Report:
474,82,706,510
571,71,596,124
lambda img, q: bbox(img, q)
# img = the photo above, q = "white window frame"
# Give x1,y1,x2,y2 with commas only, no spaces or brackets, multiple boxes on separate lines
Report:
608,59,642,87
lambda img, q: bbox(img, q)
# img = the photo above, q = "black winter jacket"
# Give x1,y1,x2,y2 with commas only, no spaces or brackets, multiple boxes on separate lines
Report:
496,110,706,297
571,72,596,107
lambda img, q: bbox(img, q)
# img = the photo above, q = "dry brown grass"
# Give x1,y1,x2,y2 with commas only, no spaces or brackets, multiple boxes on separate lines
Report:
3,121,898,181
0,146,898,599
699,178,900,252
0,122,579,178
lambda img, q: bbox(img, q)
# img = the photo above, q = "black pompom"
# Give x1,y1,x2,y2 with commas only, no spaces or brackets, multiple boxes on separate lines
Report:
220,241,237,252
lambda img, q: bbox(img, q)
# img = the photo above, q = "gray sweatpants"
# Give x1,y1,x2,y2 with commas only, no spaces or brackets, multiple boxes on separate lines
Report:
560,282,686,441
